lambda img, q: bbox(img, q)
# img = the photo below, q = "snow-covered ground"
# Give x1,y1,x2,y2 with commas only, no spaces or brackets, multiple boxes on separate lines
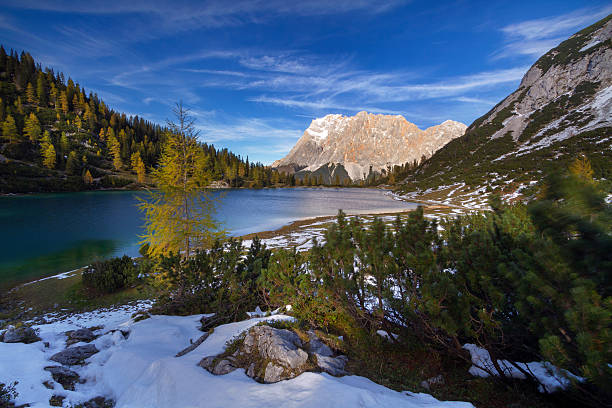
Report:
0,307,475,408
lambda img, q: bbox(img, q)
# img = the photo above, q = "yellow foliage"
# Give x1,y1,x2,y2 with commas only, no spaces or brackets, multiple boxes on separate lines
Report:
139,103,224,257
569,155,594,183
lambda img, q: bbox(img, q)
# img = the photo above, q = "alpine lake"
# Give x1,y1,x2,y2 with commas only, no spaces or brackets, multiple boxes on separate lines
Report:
0,187,416,288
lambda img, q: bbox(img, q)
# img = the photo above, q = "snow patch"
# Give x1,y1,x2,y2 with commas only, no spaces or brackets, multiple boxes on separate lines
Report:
579,39,602,52
463,344,583,393
0,306,476,407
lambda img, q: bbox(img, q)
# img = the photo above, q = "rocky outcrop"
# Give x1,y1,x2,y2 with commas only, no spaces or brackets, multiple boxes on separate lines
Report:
44,366,81,391
1,326,40,344
199,325,348,383
484,17,612,144
65,328,97,346
50,344,99,365
272,112,466,180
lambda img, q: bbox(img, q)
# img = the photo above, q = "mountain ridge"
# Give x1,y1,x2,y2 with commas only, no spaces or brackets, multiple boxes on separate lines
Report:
398,14,612,197
273,111,466,181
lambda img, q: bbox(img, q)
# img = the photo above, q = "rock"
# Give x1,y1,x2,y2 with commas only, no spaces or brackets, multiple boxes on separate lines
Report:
307,331,333,357
81,396,115,408
200,324,349,383
315,354,348,376
306,330,347,375
50,344,99,365
66,328,96,345
2,326,40,343
264,363,286,383
246,362,256,378
213,358,239,375
420,374,445,390
198,356,238,375
44,366,81,391
243,325,309,375
49,395,65,407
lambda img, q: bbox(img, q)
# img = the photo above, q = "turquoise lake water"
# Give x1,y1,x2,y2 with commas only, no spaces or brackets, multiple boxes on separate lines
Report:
0,188,415,287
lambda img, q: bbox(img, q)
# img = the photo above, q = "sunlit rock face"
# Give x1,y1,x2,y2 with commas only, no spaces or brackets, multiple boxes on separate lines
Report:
273,111,466,180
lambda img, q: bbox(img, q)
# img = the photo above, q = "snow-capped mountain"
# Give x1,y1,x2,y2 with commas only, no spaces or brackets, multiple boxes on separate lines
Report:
272,112,466,181
405,15,612,191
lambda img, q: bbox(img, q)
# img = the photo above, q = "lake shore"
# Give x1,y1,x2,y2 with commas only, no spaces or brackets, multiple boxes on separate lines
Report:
1,196,455,292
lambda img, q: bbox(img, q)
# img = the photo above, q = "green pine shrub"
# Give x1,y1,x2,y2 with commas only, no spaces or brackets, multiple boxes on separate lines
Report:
82,255,137,295
151,237,271,323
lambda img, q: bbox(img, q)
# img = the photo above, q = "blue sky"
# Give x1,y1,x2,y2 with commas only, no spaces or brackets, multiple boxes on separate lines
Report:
1,1,610,164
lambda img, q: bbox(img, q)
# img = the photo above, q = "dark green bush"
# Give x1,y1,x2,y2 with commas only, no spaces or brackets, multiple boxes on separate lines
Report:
151,237,271,322
82,255,137,295
0,381,18,408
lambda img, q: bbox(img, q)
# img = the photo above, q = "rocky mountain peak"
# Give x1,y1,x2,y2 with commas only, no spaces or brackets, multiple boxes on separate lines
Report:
273,112,466,180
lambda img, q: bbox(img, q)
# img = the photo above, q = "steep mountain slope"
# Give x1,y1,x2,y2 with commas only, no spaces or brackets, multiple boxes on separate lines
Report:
273,112,466,181
400,15,612,197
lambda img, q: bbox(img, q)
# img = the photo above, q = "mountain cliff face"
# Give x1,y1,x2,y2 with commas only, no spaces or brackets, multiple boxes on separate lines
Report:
403,15,612,192
273,112,466,181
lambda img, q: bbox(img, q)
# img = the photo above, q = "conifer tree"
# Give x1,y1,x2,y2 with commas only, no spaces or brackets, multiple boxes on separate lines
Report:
15,97,23,114
131,151,146,183
36,74,47,106
139,103,223,258
2,114,18,143
66,151,79,175
26,82,36,104
108,134,122,170
50,83,58,108
60,90,69,114
83,169,93,184
23,112,41,142
42,142,56,169
60,132,70,154
569,155,594,183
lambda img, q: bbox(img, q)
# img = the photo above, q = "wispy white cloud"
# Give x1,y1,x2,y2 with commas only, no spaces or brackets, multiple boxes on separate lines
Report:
250,96,405,115
180,68,250,77
453,96,497,105
196,116,303,145
3,0,407,33
494,5,612,59
247,66,526,107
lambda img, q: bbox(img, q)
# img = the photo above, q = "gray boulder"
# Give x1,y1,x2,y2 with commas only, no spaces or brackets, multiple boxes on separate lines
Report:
44,366,81,391
50,344,99,365
201,324,348,383
307,330,333,357
243,325,309,373
66,328,96,345
198,356,239,375
315,354,348,376
2,326,40,344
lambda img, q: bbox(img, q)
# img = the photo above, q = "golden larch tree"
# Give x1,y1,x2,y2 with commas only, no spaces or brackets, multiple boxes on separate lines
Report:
139,102,223,258
108,134,122,170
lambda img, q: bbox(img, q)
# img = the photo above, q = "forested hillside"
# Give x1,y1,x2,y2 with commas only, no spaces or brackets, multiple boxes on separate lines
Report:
0,47,287,193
